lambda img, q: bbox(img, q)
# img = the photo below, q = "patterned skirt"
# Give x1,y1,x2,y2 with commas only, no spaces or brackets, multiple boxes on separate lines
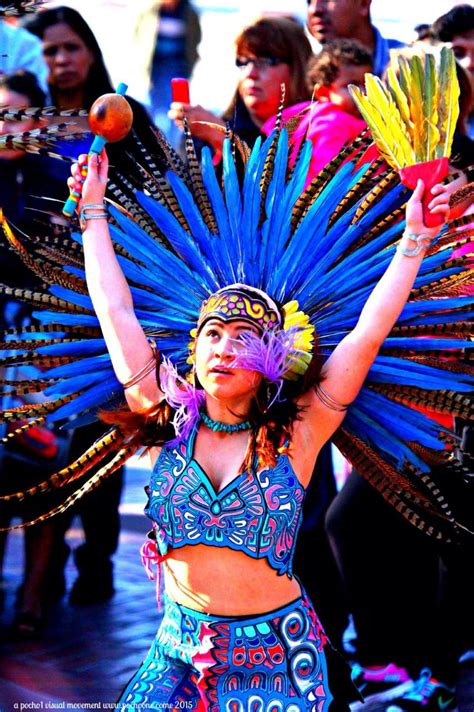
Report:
117,591,353,711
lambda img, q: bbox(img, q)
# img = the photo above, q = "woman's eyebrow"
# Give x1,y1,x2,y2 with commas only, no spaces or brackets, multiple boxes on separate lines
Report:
233,324,259,334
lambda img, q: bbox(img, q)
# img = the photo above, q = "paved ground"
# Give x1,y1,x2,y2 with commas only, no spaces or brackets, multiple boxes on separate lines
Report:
0,463,472,712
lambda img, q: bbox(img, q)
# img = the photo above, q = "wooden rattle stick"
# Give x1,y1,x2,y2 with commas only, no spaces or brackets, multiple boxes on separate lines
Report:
63,82,133,217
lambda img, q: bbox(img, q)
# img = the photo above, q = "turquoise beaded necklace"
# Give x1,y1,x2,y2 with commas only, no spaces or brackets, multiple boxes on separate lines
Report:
200,410,254,433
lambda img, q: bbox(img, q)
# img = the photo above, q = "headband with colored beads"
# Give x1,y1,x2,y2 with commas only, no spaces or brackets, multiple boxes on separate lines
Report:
196,284,282,334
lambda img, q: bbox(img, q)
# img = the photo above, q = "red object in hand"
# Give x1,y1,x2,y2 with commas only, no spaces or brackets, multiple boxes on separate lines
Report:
88,93,134,142
171,78,190,104
399,157,449,228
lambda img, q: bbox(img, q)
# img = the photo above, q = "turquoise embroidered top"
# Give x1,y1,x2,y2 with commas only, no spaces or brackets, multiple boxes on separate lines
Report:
145,426,306,576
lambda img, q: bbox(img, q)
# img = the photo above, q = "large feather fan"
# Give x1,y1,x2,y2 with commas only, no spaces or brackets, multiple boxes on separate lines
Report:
349,46,460,167
0,120,473,541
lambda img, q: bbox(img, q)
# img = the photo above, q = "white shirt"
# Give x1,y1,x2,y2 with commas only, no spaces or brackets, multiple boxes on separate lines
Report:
0,21,49,98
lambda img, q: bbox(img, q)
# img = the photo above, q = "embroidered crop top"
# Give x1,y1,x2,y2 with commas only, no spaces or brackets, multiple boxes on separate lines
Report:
144,426,306,576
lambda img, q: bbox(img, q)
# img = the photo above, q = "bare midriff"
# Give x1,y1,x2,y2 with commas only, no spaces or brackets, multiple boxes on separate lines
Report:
162,544,302,616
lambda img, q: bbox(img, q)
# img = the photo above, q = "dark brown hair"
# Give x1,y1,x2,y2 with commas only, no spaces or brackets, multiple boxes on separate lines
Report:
23,6,114,109
0,70,46,107
432,4,474,42
307,38,372,90
235,16,313,106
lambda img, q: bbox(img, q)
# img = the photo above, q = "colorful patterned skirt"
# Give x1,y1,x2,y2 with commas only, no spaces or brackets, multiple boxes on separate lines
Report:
117,591,352,711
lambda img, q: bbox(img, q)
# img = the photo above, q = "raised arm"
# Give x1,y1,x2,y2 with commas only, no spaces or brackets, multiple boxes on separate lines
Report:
296,179,452,447
68,151,162,411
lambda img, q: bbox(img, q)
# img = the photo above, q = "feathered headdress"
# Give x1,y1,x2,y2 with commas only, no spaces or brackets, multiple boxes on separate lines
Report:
0,95,473,541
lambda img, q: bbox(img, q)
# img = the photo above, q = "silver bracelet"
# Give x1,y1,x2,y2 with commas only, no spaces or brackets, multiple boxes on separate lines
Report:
79,203,108,231
397,231,433,257
314,383,350,412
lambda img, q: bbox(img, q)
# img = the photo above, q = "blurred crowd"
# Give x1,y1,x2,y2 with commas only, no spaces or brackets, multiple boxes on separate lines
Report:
0,2,473,711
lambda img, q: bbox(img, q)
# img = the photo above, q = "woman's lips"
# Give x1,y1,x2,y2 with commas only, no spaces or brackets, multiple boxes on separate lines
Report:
308,19,328,38
55,71,78,84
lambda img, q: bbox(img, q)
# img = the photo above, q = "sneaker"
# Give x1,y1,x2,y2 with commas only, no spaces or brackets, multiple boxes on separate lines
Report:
351,662,411,697
386,668,456,711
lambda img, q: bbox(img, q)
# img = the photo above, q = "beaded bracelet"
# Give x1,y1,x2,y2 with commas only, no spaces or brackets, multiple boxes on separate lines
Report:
397,231,434,257
79,203,108,231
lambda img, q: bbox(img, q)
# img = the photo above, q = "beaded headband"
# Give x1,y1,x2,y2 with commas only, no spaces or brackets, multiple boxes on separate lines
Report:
196,284,282,333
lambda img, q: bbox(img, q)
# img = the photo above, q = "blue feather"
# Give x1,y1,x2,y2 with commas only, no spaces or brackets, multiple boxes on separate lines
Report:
36,339,107,357
367,355,473,391
222,139,243,280
201,146,238,283
32,311,100,327
136,192,219,290
241,135,268,283
45,353,112,378
48,377,122,422
344,406,430,471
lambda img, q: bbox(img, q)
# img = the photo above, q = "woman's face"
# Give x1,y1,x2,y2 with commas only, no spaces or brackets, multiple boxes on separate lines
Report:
195,319,262,406
42,23,95,93
237,55,293,126
0,88,38,160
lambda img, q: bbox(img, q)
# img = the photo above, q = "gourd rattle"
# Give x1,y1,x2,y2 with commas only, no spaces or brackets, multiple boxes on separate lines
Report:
63,82,133,217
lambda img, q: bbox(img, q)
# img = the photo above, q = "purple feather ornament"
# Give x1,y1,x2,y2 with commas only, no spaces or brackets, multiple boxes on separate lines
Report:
159,357,205,443
228,326,306,406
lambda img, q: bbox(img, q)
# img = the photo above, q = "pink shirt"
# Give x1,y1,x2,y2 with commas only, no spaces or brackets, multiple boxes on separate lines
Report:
262,101,367,187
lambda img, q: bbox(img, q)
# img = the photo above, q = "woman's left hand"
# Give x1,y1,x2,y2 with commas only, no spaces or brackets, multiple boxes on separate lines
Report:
406,178,449,238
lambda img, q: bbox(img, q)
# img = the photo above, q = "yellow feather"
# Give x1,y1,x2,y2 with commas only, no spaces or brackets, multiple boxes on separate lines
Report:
405,55,426,161
437,46,460,158
423,52,440,161
349,83,413,169
364,74,414,165
350,48,460,168
386,66,411,125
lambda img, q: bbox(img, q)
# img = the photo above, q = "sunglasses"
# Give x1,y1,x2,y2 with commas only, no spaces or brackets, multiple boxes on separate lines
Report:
235,56,290,70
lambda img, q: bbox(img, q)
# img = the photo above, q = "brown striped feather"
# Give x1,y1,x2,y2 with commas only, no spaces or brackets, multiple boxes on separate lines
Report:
183,121,219,233
0,444,135,531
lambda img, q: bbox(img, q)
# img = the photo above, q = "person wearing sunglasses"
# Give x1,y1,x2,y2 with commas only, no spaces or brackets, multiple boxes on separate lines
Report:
168,14,312,161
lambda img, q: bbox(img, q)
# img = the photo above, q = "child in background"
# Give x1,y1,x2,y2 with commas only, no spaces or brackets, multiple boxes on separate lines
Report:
262,38,373,185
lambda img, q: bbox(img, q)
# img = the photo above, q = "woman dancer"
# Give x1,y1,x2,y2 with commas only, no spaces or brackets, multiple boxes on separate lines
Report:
63,142,457,710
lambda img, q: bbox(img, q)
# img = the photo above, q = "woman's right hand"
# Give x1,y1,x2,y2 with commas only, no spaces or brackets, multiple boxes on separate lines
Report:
168,102,226,148
67,148,109,212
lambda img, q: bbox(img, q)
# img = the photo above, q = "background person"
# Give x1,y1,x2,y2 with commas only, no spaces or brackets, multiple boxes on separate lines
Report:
0,70,68,636
262,38,372,187
0,16,49,96
168,15,313,160
306,0,404,77
432,4,474,139
134,0,201,147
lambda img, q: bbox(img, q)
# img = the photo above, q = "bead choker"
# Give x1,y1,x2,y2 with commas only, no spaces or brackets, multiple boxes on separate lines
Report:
200,410,253,433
